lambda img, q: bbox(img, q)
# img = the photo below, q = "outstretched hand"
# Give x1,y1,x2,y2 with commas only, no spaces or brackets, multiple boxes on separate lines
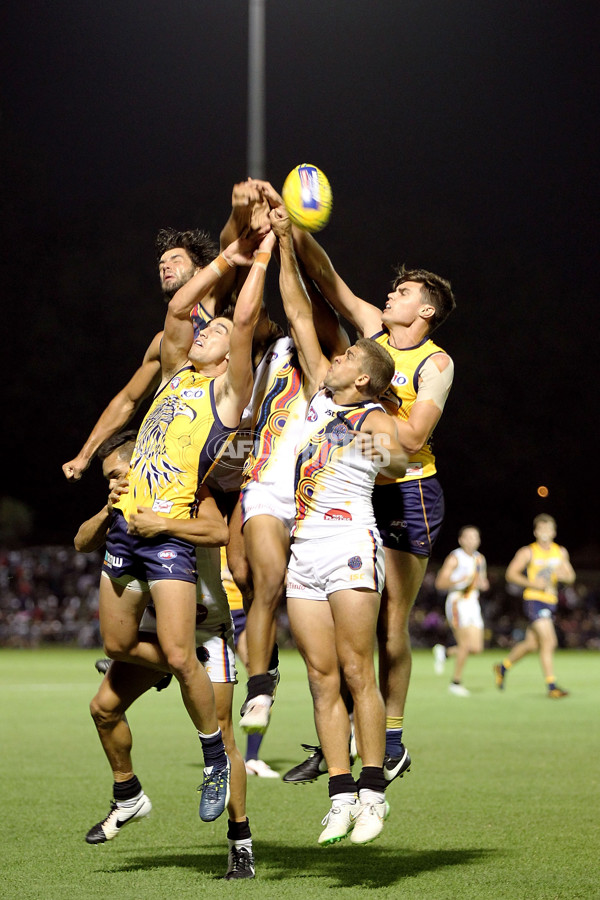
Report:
223,231,265,267
247,178,285,210
231,180,271,236
269,205,292,239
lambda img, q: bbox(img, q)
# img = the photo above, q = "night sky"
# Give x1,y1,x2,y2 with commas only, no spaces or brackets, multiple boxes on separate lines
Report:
2,1,598,565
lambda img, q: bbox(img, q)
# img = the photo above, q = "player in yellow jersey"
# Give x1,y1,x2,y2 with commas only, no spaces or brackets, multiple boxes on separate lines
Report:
96,227,274,828
495,514,575,698
62,182,268,482
251,179,455,785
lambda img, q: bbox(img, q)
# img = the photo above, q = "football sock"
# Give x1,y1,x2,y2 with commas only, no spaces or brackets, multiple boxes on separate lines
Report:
385,717,404,755
113,774,142,804
245,732,263,761
198,728,227,768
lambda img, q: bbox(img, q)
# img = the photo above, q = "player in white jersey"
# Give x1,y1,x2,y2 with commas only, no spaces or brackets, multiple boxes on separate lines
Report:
433,526,489,696
270,207,406,847
249,177,455,785
237,285,348,735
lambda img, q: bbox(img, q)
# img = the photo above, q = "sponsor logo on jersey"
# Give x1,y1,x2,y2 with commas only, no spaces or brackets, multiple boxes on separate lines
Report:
158,549,177,560
348,556,363,570
104,552,123,568
266,351,278,363
181,387,205,400
324,508,353,521
405,462,423,475
170,377,181,389
392,371,409,387
152,498,173,514
307,406,318,422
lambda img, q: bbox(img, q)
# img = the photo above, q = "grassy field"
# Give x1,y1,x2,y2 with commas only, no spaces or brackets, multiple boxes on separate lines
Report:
0,647,598,899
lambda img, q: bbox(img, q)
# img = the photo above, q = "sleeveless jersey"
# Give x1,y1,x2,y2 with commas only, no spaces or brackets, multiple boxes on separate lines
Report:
116,366,235,521
293,389,385,540
242,336,310,497
446,548,485,604
523,541,564,605
372,331,447,483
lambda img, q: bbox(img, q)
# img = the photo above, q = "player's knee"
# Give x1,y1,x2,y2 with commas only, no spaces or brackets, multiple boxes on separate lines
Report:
103,637,132,661
90,695,121,731
340,656,374,694
165,647,198,681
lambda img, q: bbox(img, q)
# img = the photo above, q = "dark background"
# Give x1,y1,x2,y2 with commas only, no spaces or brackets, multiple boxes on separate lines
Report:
1,1,598,566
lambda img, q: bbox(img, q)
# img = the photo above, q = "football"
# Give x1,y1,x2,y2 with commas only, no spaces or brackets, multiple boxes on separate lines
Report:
281,164,333,232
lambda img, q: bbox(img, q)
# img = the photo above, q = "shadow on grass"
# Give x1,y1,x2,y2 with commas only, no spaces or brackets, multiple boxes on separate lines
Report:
102,844,503,888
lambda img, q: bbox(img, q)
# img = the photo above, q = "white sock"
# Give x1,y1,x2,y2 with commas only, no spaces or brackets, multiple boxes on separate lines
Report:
359,788,385,806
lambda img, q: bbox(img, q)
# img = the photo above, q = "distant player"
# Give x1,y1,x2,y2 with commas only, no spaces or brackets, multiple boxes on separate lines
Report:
494,514,575,698
433,525,489,696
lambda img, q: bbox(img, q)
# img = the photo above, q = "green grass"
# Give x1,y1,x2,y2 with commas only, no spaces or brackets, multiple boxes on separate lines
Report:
0,648,598,899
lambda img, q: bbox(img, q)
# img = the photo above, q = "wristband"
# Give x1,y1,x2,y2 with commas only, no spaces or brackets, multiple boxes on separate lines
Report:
209,254,235,277
253,251,271,271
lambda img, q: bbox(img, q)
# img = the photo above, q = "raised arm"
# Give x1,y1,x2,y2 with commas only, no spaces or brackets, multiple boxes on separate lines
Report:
246,178,381,336
161,236,257,381
214,230,277,427
269,207,329,390
62,332,163,481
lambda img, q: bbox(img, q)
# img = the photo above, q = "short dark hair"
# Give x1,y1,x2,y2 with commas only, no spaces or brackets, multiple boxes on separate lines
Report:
155,228,217,269
392,265,456,333
356,338,395,397
97,430,137,461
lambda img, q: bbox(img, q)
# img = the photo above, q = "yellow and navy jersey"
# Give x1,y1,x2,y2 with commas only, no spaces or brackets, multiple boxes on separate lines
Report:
191,303,213,338
523,541,564,605
116,366,236,522
242,337,309,493
372,330,447,483
219,546,244,612
293,389,384,540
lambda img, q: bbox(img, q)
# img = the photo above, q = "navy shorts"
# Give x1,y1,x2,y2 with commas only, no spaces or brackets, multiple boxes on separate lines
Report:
230,607,247,648
103,511,197,585
372,476,445,557
524,600,556,622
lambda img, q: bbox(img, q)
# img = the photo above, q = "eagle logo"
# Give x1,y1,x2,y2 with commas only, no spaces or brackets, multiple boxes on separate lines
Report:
130,395,196,496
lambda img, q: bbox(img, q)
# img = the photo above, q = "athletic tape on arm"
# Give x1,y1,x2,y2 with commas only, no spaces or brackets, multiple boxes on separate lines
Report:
417,355,454,411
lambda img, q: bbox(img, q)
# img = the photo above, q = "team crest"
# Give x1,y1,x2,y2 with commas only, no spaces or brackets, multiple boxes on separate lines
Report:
348,556,362,570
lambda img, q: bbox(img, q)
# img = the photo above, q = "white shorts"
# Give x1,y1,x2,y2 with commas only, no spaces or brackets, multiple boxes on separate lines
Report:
286,530,384,602
241,481,295,531
446,594,484,630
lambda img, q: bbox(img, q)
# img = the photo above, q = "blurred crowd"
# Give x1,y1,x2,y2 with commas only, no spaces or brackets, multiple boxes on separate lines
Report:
1,546,599,651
